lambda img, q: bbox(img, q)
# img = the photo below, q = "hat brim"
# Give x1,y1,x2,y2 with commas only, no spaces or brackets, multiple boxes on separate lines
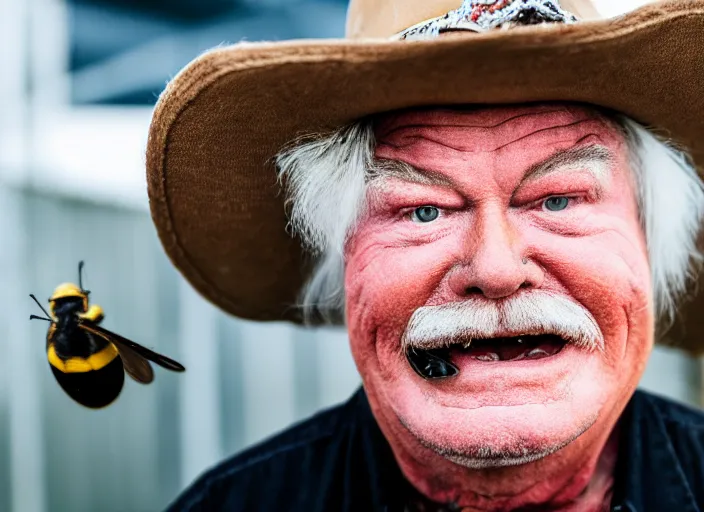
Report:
146,0,704,354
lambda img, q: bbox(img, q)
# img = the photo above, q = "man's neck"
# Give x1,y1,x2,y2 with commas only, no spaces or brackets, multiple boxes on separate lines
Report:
394,422,621,512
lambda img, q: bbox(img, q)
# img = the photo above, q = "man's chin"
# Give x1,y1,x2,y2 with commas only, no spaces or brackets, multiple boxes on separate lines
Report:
404,413,596,470
396,400,599,469
378,343,608,468
388,372,605,469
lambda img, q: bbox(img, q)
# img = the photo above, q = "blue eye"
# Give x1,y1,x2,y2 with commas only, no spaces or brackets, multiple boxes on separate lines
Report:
544,197,570,212
411,206,440,223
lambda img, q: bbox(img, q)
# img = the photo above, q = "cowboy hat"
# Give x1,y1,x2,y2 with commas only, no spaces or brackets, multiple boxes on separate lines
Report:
145,0,704,353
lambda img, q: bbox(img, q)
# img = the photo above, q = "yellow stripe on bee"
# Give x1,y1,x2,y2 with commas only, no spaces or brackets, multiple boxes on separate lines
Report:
50,282,85,300
79,304,104,323
47,343,119,373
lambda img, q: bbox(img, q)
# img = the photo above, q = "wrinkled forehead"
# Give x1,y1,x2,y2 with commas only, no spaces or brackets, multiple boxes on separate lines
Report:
373,102,625,150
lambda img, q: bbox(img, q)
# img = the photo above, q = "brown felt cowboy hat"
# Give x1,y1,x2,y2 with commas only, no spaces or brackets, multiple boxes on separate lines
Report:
146,0,704,353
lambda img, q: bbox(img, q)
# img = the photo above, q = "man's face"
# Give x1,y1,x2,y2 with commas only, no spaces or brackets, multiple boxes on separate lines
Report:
344,104,654,468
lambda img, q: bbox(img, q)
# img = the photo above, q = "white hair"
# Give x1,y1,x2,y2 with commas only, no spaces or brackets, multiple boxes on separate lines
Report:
276,123,375,324
276,111,704,336
619,118,704,331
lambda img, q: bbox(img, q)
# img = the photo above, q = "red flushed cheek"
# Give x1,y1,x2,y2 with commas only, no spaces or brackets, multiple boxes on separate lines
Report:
523,158,650,369
344,221,458,380
525,211,651,372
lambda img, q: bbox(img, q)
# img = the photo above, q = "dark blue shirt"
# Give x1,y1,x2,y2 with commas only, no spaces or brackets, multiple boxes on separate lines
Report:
166,388,704,511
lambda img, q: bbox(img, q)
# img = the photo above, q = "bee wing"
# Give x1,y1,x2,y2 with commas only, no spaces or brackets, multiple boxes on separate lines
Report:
73,320,153,384
113,341,154,384
78,321,186,373
76,322,153,383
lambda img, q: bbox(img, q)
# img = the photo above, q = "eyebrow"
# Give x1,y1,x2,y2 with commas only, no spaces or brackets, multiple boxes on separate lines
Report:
369,144,614,189
368,159,455,187
520,144,613,187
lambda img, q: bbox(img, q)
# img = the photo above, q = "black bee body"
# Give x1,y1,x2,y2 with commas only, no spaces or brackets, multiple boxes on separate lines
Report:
30,262,185,409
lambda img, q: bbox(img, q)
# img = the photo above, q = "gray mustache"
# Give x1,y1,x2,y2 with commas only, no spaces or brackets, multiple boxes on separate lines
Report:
401,290,604,352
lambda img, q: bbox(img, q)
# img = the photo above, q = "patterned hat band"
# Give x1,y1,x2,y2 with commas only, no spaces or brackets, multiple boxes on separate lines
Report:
394,0,579,41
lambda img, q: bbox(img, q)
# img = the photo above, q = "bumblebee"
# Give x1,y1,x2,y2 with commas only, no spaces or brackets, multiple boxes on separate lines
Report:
29,261,185,408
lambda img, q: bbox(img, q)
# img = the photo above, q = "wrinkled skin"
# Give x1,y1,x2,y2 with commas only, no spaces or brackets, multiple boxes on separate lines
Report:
343,104,654,510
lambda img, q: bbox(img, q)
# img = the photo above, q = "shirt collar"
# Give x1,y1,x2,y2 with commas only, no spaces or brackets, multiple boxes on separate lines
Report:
610,390,700,512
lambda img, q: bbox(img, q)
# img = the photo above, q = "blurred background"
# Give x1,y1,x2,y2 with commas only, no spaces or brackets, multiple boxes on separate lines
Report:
0,0,698,510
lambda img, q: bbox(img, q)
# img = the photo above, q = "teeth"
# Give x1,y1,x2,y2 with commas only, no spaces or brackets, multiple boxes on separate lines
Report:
475,352,500,362
526,348,549,359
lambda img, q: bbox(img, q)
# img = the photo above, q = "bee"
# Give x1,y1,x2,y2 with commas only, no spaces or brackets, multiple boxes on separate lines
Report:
29,261,185,408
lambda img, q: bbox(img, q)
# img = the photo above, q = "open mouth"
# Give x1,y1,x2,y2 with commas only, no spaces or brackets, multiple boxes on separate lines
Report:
406,334,568,380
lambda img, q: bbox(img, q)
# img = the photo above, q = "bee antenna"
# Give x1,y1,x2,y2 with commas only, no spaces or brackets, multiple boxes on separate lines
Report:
78,261,85,292
29,315,52,322
29,294,53,320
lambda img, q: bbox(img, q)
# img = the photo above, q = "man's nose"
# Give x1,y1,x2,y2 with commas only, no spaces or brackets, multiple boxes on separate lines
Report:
447,208,543,299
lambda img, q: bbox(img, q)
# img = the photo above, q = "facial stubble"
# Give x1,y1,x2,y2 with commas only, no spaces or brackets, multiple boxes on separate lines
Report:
398,411,599,470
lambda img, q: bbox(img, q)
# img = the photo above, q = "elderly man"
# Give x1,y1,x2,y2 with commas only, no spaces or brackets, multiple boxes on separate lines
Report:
148,0,704,510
